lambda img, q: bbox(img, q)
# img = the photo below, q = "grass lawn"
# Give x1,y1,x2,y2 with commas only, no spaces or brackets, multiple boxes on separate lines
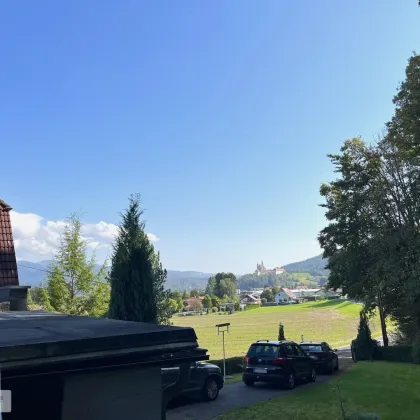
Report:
218,361,420,420
172,300,381,359
289,272,318,286
224,374,242,385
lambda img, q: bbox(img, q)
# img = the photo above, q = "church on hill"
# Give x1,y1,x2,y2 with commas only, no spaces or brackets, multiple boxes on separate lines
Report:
255,261,285,276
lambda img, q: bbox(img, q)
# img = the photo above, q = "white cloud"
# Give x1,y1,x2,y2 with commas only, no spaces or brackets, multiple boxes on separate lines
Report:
9,210,160,263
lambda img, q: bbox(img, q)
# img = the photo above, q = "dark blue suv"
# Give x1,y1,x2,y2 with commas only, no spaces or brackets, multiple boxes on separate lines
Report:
242,340,316,389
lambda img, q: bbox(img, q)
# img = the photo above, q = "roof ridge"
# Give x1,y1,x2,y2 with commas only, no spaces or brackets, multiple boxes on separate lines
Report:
0,200,12,211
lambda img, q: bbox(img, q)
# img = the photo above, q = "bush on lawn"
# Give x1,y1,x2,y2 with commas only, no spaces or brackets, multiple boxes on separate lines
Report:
211,307,218,313
351,311,377,361
373,345,414,363
209,356,244,374
244,304,260,311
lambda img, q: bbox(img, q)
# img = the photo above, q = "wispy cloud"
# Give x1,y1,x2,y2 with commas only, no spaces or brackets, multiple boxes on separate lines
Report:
10,210,159,263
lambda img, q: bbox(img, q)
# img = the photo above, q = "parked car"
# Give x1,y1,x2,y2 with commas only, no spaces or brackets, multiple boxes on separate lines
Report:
242,340,317,389
162,361,224,402
299,341,339,374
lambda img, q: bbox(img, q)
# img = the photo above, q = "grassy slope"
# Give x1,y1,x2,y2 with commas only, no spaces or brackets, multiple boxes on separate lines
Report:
219,362,420,420
172,300,381,359
289,272,318,286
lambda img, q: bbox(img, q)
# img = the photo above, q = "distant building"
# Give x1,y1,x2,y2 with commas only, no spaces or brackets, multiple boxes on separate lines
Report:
255,261,285,277
183,297,204,311
274,288,297,304
240,294,261,305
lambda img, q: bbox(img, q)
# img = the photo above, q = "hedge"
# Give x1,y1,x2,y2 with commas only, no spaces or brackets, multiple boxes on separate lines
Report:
373,345,414,363
209,356,244,374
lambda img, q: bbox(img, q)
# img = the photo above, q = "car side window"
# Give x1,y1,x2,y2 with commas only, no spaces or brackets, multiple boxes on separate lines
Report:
295,345,307,357
284,344,298,356
323,343,332,352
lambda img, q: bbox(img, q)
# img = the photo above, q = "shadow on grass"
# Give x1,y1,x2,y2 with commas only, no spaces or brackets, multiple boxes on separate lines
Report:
309,300,350,309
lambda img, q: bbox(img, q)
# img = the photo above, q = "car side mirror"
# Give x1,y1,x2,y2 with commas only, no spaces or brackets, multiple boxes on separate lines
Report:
334,349,338,352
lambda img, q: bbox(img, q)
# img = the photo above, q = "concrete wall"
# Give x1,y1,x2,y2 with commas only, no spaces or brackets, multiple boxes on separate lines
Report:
62,366,162,420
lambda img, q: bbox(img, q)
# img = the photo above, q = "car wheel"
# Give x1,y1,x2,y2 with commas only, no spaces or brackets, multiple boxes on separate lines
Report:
202,378,219,401
307,367,316,383
286,372,296,390
244,378,255,387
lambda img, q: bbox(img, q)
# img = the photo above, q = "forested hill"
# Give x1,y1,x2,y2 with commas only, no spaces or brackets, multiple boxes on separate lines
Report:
283,254,329,277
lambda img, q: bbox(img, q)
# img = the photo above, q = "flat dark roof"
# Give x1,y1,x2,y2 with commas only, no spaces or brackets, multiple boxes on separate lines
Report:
0,311,205,369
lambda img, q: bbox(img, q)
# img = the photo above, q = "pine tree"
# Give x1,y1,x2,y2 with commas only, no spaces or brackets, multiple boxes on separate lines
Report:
109,194,168,324
152,249,171,325
354,311,374,360
39,214,109,316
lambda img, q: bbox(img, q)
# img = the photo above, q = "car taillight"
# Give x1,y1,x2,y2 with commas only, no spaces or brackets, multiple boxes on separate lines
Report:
243,357,249,364
272,357,286,365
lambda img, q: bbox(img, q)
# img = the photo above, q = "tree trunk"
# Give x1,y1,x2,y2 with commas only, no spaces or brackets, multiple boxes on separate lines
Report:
378,291,389,347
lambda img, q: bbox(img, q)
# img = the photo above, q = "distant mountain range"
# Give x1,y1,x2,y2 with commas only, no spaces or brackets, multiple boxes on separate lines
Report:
16,254,328,291
16,260,213,291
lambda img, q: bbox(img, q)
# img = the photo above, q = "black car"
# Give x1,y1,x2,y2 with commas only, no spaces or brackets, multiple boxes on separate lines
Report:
242,340,317,389
162,361,224,402
300,341,339,374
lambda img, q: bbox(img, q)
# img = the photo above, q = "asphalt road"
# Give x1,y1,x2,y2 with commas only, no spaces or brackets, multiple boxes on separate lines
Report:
166,348,353,420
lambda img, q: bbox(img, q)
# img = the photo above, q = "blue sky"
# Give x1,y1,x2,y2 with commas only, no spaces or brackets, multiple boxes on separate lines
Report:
1,1,419,273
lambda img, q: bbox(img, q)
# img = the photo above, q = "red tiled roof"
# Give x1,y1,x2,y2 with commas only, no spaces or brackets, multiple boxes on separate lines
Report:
0,200,19,287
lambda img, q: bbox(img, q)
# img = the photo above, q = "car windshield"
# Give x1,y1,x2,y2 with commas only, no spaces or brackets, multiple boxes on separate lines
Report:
247,344,279,357
300,345,323,352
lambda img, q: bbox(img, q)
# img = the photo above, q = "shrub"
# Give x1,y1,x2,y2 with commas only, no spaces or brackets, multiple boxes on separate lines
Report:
244,304,260,311
261,298,267,304
278,323,286,341
211,307,218,313
209,356,244,374
373,345,413,363
351,311,377,361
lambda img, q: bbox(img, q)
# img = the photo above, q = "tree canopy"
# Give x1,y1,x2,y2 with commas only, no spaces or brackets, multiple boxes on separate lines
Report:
38,214,109,317
108,195,171,324
319,54,420,346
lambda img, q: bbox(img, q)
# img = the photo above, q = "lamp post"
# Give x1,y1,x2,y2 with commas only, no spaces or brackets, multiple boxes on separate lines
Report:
216,323,230,381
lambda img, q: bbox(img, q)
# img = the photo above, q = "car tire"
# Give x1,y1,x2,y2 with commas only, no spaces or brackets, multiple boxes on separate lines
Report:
286,372,296,390
243,378,255,387
202,378,220,401
307,367,316,383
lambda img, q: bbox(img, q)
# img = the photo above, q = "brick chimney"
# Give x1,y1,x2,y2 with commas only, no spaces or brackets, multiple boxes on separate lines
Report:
0,199,29,310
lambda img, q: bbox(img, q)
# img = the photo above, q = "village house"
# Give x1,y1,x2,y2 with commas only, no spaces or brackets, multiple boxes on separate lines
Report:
274,288,297,304
183,296,204,311
240,294,261,305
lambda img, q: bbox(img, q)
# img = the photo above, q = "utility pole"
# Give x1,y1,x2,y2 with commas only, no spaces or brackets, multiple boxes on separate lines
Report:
216,323,231,381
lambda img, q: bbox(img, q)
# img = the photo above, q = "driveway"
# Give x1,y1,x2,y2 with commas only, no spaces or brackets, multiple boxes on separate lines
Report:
166,348,353,420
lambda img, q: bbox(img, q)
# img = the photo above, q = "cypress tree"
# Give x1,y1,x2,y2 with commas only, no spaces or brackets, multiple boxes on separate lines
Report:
278,323,286,341
108,195,157,323
354,311,374,360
